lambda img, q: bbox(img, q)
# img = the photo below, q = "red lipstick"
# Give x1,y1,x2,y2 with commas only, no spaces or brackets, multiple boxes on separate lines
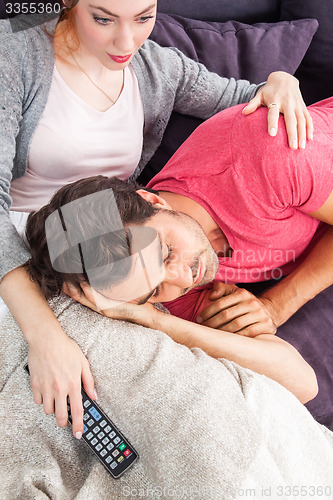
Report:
108,54,132,64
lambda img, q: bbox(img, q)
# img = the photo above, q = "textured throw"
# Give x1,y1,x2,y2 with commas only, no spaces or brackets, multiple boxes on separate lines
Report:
1,296,333,499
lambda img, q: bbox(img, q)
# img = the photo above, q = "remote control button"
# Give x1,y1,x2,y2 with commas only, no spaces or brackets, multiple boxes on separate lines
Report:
123,449,131,457
83,413,90,422
106,456,112,464
117,455,124,463
114,437,121,445
96,443,102,452
112,450,119,458
119,443,126,451
93,426,100,434
83,400,91,408
100,420,107,428
107,443,114,451
97,431,105,440
89,407,102,421
109,431,116,439
110,462,117,469
86,432,93,440
83,424,88,434
87,419,94,427
100,449,107,457
91,438,98,446
102,437,109,445
104,426,111,434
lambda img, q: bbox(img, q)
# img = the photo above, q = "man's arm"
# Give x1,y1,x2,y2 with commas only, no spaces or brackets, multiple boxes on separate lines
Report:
64,284,318,405
197,189,333,337
259,190,333,328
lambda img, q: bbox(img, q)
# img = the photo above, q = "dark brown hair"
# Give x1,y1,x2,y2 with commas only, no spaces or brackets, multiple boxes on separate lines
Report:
25,175,159,299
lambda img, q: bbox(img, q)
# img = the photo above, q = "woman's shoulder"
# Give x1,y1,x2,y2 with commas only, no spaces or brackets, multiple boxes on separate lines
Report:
0,16,55,74
0,16,56,52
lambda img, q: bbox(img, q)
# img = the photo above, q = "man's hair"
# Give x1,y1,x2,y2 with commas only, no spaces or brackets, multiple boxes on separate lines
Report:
25,175,159,299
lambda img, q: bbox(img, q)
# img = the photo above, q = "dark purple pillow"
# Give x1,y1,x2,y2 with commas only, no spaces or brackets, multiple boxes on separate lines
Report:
280,0,333,105
157,0,281,24
139,14,318,183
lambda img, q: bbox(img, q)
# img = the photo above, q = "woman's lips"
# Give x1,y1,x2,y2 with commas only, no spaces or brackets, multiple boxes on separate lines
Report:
108,54,132,64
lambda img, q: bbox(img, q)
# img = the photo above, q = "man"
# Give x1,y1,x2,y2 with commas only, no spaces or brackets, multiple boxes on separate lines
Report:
26,98,333,419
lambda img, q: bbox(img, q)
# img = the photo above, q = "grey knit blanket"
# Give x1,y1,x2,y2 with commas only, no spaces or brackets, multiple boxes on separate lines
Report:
1,296,333,499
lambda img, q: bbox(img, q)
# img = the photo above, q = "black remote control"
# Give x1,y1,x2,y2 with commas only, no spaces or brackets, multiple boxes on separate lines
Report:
24,364,139,478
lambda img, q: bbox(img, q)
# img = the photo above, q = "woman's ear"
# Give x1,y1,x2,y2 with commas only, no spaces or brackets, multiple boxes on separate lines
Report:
136,189,171,209
62,0,73,8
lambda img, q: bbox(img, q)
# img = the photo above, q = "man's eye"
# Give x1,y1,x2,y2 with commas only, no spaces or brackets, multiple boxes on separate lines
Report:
152,285,161,298
164,245,173,263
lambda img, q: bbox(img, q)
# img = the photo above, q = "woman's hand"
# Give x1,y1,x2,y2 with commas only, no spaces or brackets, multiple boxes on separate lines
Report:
196,282,277,337
27,323,96,438
243,71,313,149
0,266,96,439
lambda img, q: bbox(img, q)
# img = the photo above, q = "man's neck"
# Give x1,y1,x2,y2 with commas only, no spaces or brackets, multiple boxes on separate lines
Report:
158,191,231,257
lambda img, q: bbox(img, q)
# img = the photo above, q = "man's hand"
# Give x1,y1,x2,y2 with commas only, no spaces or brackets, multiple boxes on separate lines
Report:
63,282,158,330
196,282,277,337
243,71,313,150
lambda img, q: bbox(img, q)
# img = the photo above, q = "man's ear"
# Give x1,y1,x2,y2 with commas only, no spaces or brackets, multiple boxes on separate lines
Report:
136,189,171,209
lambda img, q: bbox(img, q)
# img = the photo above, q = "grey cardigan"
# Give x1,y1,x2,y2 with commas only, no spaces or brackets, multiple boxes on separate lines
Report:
0,17,261,280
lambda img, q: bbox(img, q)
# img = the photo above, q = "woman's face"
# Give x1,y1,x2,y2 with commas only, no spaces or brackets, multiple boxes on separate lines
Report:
71,0,157,69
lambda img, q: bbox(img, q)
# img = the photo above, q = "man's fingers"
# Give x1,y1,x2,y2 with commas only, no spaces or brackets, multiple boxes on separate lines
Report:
198,289,255,323
200,303,251,328
234,320,277,338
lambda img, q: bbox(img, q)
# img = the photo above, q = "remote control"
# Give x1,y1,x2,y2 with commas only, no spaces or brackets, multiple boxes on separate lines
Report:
24,364,139,478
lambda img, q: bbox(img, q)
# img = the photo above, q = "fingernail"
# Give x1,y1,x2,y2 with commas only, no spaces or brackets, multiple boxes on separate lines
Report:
309,132,313,140
300,140,306,149
75,431,82,440
269,127,277,136
242,106,248,113
291,140,298,149
196,316,202,324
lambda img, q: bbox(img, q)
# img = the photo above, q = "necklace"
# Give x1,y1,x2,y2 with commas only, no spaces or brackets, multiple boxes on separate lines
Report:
67,48,124,106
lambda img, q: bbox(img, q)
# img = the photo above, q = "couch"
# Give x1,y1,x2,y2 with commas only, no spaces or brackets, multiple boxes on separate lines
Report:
140,0,333,182
1,0,333,426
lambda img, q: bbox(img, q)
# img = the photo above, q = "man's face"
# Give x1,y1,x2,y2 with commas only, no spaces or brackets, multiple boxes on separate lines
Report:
99,209,219,305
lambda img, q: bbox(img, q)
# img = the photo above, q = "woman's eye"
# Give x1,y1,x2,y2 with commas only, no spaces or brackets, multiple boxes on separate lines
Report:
137,15,154,23
93,16,112,25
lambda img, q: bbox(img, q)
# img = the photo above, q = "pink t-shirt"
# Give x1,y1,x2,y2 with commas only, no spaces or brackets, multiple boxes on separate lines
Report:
148,98,333,322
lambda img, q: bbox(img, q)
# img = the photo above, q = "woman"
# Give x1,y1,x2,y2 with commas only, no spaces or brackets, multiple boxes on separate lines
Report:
0,0,313,437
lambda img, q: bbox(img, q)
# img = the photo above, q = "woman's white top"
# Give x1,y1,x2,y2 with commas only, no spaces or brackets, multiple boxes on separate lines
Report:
10,65,144,212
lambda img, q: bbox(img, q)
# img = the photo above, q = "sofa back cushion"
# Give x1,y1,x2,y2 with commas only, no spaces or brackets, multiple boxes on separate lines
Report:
280,0,333,105
157,0,281,23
